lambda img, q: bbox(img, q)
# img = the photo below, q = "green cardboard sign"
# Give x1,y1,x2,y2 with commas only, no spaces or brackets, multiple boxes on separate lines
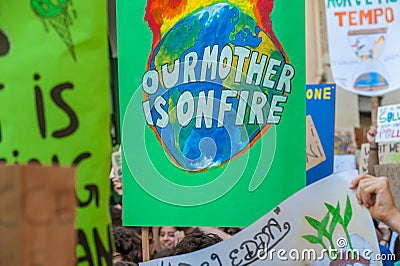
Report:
0,1,112,265
118,0,305,227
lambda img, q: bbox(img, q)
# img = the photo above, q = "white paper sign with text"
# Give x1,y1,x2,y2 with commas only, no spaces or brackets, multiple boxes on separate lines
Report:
377,104,400,143
140,171,381,266
325,1,400,96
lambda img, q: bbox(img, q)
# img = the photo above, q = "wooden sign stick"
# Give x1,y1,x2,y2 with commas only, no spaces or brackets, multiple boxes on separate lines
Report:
142,227,150,262
371,96,379,126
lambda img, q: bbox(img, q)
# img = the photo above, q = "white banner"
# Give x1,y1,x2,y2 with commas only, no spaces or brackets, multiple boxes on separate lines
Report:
140,170,381,266
325,1,400,96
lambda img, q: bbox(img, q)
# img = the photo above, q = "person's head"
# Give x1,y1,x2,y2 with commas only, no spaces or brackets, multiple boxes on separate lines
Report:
110,205,122,226
113,226,142,263
172,231,223,255
159,226,178,250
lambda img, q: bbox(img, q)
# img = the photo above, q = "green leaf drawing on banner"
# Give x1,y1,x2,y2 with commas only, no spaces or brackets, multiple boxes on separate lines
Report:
302,235,320,245
344,195,353,228
303,195,355,261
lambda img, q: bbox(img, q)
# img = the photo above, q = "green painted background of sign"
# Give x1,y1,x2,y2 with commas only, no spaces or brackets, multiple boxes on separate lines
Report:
118,0,305,227
0,1,112,265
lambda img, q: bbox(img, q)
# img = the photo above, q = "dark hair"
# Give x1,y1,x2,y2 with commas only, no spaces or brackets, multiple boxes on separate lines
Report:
110,205,122,226
158,226,185,234
113,226,142,263
152,248,173,259
115,261,138,266
173,232,223,255
134,226,153,235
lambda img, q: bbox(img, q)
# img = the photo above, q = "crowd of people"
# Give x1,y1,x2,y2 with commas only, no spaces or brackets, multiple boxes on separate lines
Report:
109,126,400,265
109,177,235,264
111,224,225,264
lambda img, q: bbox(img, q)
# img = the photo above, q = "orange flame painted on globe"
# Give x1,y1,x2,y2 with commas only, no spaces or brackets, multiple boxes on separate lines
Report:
145,0,286,67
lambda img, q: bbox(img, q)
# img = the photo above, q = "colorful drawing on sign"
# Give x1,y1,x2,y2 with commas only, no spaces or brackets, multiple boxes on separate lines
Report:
306,84,335,185
349,28,388,92
325,1,400,96
143,1,293,171
376,104,400,143
118,0,305,226
139,171,380,266
31,0,77,60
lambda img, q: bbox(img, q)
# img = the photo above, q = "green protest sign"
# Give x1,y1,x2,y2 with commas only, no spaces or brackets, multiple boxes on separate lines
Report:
0,1,112,265
118,0,305,226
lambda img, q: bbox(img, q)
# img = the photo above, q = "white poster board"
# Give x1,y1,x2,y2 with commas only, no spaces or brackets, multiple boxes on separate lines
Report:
141,171,381,266
325,1,400,96
376,104,400,142
334,154,356,173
